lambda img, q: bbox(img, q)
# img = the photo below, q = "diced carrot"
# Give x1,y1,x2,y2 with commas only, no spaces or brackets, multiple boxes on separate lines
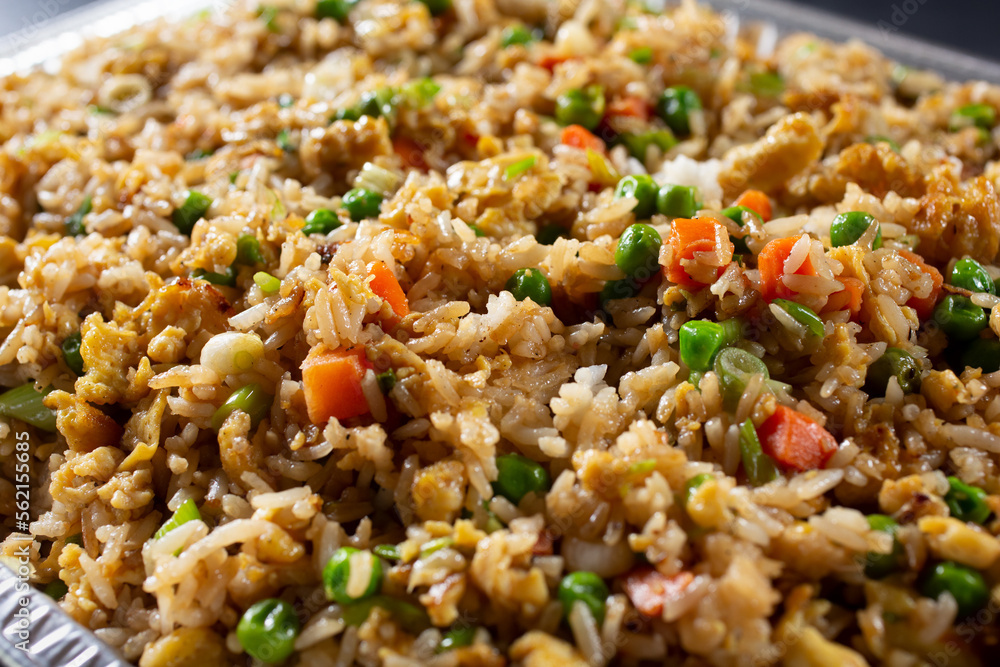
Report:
538,54,571,71
822,276,865,317
665,218,734,289
623,568,695,618
301,345,371,424
898,249,943,320
393,136,428,171
756,235,818,302
560,124,606,152
733,189,772,222
368,261,410,325
757,405,838,472
606,96,650,122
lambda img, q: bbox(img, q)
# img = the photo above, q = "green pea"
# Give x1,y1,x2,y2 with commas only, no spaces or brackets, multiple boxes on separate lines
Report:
863,514,904,580
682,473,714,507
236,598,301,663
738,418,778,486
303,208,341,235
500,24,536,47
493,453,551,504
43,579,69,599
864,347,922,396
236,234,265,265
656,184,699,218
557,571,609,624
714,347,769,410
945,476,992,525
720,205,762,253
341,596,430,634
961,338,1000,373
921,561,990,618
341,188,383,222
615,223,662,278
599,277,642,308
629,47,653,64
376,368,397,394
555,86,606,131
61,332,84,376
323,547,383,605
830,211,882,249
419,0,452,15
772,299,825,338
437,625,476,652
619,129,676,161
614,175,658,219
950,103,996,132
192,266,237,287
211,384,273,432
949,258,995,295
656,86,702,136
536,224,569,245
172,190,213,235
934,295,988,341
65,195,92,237
316,0,358,22
679,320,728,372
505,268,552,306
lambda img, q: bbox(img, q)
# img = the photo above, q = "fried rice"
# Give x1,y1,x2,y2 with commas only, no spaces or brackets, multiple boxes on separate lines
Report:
3,0,1000,665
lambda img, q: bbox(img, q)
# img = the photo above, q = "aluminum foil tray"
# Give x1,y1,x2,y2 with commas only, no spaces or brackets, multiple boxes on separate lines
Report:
1,0,999,665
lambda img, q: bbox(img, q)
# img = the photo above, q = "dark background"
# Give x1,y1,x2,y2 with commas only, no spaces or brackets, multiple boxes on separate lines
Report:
1,0,999,62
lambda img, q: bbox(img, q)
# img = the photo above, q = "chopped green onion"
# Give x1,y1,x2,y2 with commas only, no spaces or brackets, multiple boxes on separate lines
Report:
468,224,486,238
65,195,92,237
235,235,264,265
950,103,996,132
316,0,358,22
192,267,236,287
153,498,202,540
500,24,536,48
772,299,825,337
61,332,84,376
257,5,280,32
866,135,900,152
418,0,452,16
253,271,281,294
747,71,785,97
212,383,273,432
376,368,397,394
277,129,295,152
864,514,904,579
739,419,778,486
504,156,537,181
65,533,83,546
342,596,431,634
172,190,213,235
585,148,620,187
399,78,441,108
419,537,454,558
629,47,653,64
714,347,769,410
682,473,714,506
185,148,214,160
0,383,56,432
372,544,401,561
